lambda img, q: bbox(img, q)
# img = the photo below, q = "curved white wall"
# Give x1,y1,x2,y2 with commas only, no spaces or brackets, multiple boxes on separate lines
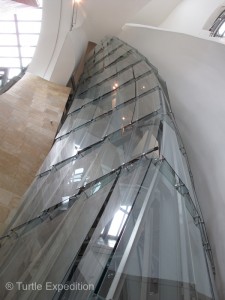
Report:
28,0,88,85
119,24,225,299
160,0,225,37
129,0,181,27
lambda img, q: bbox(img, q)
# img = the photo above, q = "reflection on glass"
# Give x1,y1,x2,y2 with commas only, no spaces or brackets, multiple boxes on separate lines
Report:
107,205,131,237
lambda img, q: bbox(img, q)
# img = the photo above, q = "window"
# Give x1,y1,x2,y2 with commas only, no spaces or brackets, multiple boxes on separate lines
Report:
210,9,225,37
0,1,43,87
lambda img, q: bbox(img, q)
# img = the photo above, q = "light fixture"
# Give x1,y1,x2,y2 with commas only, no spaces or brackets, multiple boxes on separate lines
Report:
71,0,81,30
112,82,119,90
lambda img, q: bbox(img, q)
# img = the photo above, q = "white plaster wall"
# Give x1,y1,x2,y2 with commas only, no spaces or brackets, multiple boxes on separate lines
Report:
80,0,150,43
28,0,87,85
160,0,225,36
49,28,87,85
28,0,63,78
129,0,181,27
119,25,225,299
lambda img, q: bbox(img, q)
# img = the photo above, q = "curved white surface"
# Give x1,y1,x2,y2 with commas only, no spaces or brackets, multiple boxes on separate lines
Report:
28,0,88,85
119,24,225,299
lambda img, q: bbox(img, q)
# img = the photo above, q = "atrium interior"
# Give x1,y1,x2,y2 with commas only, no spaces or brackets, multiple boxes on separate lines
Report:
0,1,225,299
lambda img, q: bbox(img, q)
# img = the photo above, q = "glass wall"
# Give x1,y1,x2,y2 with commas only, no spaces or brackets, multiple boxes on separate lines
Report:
0,37,217,300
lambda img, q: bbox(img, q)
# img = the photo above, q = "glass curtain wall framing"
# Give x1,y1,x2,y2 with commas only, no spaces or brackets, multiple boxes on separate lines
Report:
0,37,217,300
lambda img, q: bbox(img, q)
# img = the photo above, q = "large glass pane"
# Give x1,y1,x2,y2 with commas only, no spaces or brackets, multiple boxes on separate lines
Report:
0,22,16,33
19,34,39,46
106,101,135,135
20,46,35,57
18,22,41,33
0,57,20,67
125,115,160,160
43,115,111,172
0,34,17,45
17,10,42,21
116,54,140,72
94,93,116,118
136,73,159,96
56,110,79,138
132,90,161,122
22,57,32,67
161,119,196,204
68,95,94,114
0,46,19,57
133,60,151,78
38,134,70,174
8,68,21,79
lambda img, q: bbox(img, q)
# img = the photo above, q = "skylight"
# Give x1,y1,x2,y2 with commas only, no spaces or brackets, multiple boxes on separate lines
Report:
0,1,43,87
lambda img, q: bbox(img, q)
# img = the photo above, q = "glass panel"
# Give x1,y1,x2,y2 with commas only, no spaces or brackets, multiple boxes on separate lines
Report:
22,57,32,67
218,20,225,36
56,110,80,138
116,55,140,72
45,114,110,173
89,66,117,88
0,34,17,45
8,68,21,79
117,67,133,86
70,103,97,130
136,73,159,96
185,207,212,298
94,93,116,118
68,95,93,114
38,135,70,174
161,120,196,204
19,34,39,46
18,22,41,33
115,81,136,104
0,22,16,33
133,60,151,78
132,90,161,122
16,10,42,21
20,46,35,57
0,57,20,67
106,101,135,135
0,15,14,21
8,174,50,228
125,115,160,160
0,47,19,57
104,48,130,67
57,101,97,138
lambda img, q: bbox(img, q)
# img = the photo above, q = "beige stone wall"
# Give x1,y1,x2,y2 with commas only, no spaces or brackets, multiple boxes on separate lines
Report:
0,73,70,235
